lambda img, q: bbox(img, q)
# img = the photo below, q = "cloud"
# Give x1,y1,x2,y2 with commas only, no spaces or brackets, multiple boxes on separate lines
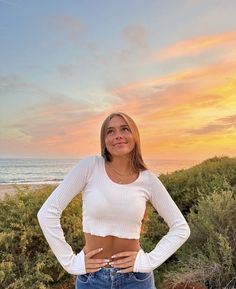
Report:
0,75,29,92
187,123,233,136
112,24,150,65
0,73,119,156
1,39,236,158
121,24,149,50
0,92,111,157
104,53,236,155
46,14,84,40
219,114,236,125
56,64,80,78
154,31,236,61
111,55,236,101
186,114,236,136
0,74,63,101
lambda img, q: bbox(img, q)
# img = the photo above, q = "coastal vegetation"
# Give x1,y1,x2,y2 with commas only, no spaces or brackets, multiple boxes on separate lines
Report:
0,156,235,289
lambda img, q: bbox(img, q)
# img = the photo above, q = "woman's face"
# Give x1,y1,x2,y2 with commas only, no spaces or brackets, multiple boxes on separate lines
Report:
105,116,135,159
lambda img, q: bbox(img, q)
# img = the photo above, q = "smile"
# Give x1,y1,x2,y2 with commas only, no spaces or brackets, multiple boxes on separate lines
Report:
114,142,127,146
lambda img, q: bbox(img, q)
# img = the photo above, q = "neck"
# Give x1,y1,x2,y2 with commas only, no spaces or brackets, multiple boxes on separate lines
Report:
110,156,132,171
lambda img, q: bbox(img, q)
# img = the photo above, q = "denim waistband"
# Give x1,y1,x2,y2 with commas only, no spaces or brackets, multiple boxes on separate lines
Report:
90,267,134,281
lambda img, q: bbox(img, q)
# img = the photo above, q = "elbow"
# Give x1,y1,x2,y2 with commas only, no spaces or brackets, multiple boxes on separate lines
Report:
37,204,61,231
174,218,191,241
37,207,46,228
37,209,42,226
184,222,191,240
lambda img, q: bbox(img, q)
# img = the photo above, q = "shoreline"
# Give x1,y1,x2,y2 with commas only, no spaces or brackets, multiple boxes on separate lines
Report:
0,183,59,200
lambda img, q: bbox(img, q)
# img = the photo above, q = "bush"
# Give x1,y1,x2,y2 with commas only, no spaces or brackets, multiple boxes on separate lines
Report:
160,156,236,214
1,156,235,288
0,185,83,289
164,189,236,289
143,156,236,288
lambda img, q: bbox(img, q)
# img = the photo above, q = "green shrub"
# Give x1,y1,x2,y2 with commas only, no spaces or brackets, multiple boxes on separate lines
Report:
0,185,82,289
160,156,236,214
164,189,236,288
1,156,236,288
143,156,236,288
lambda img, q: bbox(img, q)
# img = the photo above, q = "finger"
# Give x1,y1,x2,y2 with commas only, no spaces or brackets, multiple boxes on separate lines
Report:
86,248,103,258
86,258,110,264
112,251,137,259
112,261,134,269
110,254,136,264
110,257,132,266
86,261,108,269
86,267,102,273
85,262,108,268
117,266,133,273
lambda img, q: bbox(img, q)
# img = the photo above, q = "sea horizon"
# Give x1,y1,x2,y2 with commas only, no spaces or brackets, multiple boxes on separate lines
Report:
0,157,200,185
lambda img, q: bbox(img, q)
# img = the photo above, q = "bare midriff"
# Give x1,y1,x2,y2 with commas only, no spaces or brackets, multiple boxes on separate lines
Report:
83,232,141,266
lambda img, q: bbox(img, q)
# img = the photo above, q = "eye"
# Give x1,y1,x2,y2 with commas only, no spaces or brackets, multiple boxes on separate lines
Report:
122,127,130,132
106,129,113,135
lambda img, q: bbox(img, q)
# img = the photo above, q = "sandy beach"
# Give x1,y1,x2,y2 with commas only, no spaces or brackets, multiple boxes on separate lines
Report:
0,183,57,201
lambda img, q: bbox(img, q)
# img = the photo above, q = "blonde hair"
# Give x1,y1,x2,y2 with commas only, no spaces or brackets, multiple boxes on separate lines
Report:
100,112,147,172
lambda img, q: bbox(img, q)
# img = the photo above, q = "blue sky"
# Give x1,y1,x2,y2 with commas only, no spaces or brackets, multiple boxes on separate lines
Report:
1,0,236,160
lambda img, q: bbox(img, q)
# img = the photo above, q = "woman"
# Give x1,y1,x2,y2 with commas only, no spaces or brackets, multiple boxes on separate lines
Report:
37,112,190,289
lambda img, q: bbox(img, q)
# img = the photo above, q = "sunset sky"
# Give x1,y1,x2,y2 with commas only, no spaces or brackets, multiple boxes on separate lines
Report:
1,0,236,162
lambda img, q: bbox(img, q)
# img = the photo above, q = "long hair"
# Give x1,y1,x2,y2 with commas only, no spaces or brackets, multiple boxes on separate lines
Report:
100,112,147,172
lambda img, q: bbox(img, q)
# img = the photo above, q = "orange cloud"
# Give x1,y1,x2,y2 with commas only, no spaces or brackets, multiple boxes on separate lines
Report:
2,51,236,161
107,55,236,160
154,31,236,60
112,56,236,100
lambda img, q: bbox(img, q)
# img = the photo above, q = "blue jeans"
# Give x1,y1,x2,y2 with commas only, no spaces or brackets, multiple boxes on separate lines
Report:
75,266,157,289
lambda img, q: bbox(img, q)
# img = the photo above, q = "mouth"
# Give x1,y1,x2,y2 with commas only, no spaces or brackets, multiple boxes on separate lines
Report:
114,142,127,146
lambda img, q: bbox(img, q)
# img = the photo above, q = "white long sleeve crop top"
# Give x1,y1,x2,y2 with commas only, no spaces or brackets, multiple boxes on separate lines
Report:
37,155,190,275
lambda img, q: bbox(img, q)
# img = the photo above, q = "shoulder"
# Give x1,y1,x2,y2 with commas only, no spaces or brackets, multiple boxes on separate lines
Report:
140,169,163,191
79,155,101,162
69,155,103,178
137,169,157,187
76,155,103,168
141,169,160,180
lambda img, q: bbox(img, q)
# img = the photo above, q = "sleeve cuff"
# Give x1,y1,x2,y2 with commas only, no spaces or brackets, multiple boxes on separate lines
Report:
133,248,155,273
63,249,86,275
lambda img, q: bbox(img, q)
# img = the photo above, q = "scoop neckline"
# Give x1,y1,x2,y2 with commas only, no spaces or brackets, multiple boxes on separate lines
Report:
102,157,142,186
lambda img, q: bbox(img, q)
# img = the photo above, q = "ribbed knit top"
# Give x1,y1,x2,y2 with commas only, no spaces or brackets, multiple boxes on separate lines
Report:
37,155,190,275
82,155,153,239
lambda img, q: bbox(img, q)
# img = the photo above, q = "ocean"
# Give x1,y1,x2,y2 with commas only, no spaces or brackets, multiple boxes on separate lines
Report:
0,157,198,185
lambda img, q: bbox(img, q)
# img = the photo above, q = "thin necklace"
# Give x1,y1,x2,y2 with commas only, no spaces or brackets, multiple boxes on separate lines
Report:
107,162,133,177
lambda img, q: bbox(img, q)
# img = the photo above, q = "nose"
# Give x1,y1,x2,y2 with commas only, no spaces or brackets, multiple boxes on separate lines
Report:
114,131,123,140
115,134,122,140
